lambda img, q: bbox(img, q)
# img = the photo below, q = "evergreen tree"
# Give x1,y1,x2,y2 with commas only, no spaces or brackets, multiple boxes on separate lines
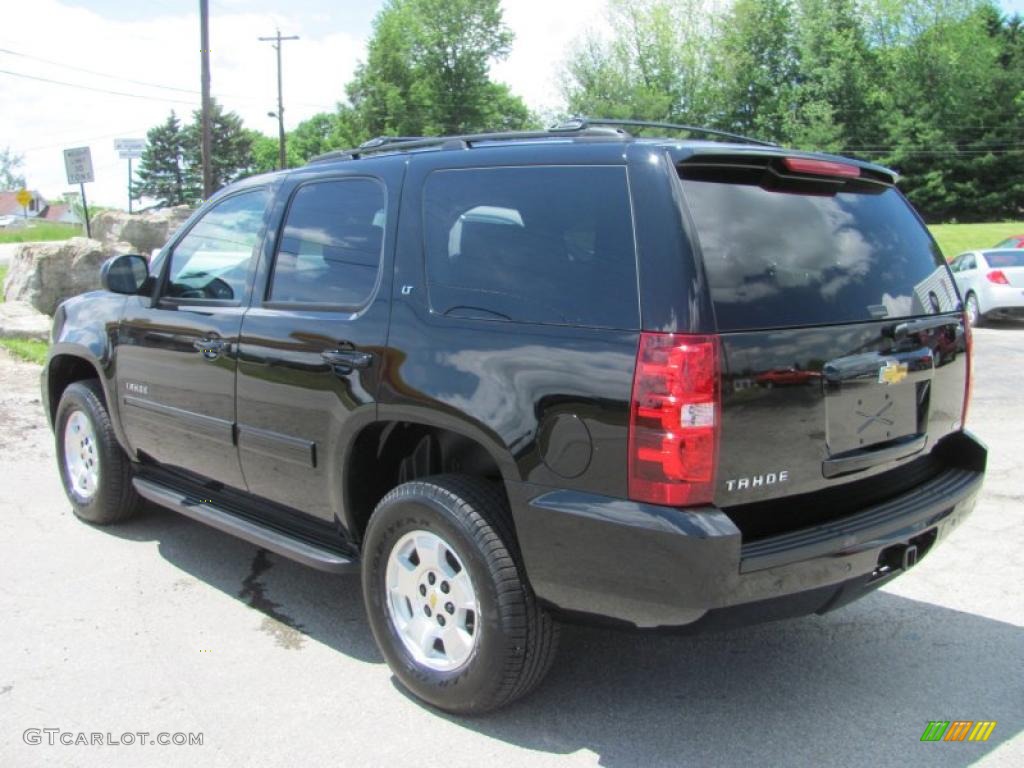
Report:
135,113,198,206
185,100,255,196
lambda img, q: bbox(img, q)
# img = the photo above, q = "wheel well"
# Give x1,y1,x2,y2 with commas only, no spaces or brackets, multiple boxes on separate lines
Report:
346,422,506,545
48,355,102,422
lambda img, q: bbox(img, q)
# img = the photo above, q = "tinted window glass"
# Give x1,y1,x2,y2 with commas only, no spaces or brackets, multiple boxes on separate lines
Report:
680,179,957,330
167,189,269,301
983,251,1024,268
422,166,638,328
270,179,385,305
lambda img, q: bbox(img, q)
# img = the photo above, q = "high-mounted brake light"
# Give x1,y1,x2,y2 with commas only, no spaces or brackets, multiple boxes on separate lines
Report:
628,333,720,506
782,157,861,178
986,270,1009,285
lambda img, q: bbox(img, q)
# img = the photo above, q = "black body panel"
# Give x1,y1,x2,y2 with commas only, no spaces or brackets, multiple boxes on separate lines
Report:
40,134,985,633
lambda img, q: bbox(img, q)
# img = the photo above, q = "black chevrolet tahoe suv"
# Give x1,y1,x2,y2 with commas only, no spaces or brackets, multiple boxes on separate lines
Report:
42,119,986,714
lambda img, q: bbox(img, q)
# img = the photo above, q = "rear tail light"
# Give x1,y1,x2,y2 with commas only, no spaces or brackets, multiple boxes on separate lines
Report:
986,270,1009,285
628,333,720,506
962,314,973,427
782,157,861,178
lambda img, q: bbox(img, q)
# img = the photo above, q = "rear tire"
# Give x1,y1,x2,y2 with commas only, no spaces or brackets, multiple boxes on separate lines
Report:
55,380,141,525
362,474,559,714
966,292,985,327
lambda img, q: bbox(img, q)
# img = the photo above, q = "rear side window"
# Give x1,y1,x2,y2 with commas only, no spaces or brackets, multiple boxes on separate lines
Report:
422,166,638,328
680,172,958,331
270,178,385,306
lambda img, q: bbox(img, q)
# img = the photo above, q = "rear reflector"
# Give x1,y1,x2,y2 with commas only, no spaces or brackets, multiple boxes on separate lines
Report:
628,333,720,506
986,270,1009,285
782,157,861,178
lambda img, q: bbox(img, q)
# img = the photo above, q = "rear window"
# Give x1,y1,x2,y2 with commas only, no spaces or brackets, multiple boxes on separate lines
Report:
680,173,958,331
983,251,1024,268
422,166,638,328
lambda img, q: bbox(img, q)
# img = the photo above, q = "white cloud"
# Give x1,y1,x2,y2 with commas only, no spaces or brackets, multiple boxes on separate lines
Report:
1,0,606,209
494,0,611,117
2,0,362,207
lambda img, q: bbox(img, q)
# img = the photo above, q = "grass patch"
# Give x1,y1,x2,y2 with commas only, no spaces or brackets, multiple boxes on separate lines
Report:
928,221,1024,260
0,264,6,303
0,221,81,244
0,337,48,365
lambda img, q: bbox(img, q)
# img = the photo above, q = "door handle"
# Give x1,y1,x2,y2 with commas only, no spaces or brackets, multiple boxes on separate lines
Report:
193,338,225,360
321,349,374,371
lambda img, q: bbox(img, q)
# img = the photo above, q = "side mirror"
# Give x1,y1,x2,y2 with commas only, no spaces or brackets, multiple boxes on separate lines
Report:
100,254,150,295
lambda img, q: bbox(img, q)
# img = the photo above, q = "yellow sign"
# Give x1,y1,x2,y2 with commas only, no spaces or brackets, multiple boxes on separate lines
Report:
878,360,909,385
15,188,31,208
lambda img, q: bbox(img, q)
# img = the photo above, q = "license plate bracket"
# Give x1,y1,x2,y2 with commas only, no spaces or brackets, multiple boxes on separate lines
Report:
826,384,918,455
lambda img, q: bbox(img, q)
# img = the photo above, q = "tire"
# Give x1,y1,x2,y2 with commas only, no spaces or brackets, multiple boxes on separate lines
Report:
55,380,141,525
362,474,559,714
966,292,985,327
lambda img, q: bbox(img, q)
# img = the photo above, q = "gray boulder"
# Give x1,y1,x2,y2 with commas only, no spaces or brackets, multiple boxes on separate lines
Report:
2,237,110,315
0,300,51,341
92,205,193,257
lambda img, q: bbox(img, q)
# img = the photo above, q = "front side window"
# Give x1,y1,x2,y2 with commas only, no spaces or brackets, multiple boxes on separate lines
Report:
422,166,639,328
269,178,386,306
166,189,270,302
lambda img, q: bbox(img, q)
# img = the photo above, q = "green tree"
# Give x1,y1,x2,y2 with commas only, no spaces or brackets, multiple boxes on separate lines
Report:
134,112,197,206
347,0,531,137
786,0,880,153
562,0,723,126
185,100,255,196
714,0,799,142
0,146,26,190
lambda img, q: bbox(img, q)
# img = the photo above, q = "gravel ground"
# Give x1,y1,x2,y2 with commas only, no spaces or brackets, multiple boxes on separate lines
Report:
0,326,1021,768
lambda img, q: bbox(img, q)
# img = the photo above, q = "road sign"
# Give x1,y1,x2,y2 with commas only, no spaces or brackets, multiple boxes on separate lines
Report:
15,188,32,208
64,146,94,184
114,138,145,160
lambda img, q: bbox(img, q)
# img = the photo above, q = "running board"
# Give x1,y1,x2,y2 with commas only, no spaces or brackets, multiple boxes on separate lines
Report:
132,477,359,574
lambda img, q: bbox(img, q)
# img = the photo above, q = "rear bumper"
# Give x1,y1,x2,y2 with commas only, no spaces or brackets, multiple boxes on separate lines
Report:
979,282,1024,314
509,431,987,629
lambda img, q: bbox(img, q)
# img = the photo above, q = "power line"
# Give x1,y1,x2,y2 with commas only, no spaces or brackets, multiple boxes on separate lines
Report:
0,46,199,95
22,128,152,153
0,49,338,113
0,68,198,104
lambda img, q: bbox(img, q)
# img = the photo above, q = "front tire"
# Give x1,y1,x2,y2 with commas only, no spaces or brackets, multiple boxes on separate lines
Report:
55,380,141,525
362,475,559,714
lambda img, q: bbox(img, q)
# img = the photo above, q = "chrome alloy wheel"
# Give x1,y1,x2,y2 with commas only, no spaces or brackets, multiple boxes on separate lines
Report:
385,529,481,672
63,410,99,500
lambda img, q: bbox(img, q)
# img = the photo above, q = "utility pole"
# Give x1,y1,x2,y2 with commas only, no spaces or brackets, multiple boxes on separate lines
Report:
259,29,299,170
200,0,213,200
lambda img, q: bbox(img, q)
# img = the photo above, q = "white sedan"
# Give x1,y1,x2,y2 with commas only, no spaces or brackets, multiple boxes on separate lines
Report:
949,249,1024,326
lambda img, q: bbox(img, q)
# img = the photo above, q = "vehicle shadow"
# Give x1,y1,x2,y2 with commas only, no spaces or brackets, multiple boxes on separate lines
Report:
106,503,1019,767
103,501,381,663
980,318,1024,330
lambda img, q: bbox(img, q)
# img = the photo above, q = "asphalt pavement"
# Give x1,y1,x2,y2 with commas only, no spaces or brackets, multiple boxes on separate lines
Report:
0,324,1021,767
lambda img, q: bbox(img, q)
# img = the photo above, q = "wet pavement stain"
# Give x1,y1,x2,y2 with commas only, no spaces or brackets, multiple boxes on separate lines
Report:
237,549,306,650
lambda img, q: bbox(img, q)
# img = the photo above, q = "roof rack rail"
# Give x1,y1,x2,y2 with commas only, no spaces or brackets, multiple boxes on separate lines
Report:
306,117,772,164
308,128,611,164
562,117,777,147
358,135,429,149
